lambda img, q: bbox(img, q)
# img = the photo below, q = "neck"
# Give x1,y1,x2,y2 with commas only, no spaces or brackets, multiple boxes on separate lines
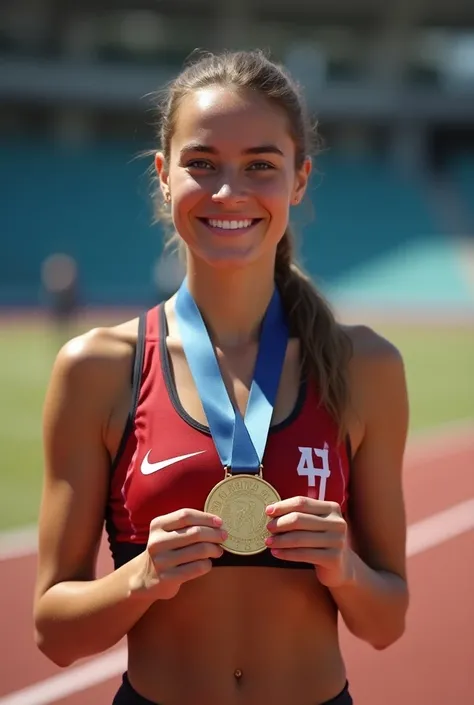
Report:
182,254,276,347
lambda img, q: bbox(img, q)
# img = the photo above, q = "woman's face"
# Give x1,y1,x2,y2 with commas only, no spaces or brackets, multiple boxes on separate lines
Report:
156,85,311,269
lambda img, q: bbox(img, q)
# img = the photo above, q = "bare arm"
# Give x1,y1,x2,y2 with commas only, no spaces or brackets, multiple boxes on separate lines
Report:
34,326,226,668
34,328,156,667
328,329,410,650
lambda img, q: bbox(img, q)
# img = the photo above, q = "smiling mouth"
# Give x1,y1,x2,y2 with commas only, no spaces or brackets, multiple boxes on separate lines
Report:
198,217,262,232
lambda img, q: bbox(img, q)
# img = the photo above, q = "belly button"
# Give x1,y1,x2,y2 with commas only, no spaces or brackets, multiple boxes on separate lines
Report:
234,668,243,679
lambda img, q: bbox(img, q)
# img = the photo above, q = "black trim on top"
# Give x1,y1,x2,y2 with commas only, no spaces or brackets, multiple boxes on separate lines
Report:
108,312,147,476
158,302,307,438
111,539,314,570
105,312,147,563
345,433,353,467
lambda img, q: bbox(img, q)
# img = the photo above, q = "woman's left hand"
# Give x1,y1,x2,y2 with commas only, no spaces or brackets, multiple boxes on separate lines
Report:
265,496,355,588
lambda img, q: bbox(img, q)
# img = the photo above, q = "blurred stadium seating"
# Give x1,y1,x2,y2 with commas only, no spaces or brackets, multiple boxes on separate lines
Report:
1,1,473,313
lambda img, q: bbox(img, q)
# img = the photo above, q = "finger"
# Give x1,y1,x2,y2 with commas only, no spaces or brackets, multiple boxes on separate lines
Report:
266,496,340,518
153,508,224,532
267,512,345,534
265,531,343,550
161,558,214,583
270,547,339,564
266,512,328,533
153,542,224,570
153,525,228,552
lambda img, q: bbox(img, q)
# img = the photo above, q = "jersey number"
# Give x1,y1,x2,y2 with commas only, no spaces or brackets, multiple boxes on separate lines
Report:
297,445,331,499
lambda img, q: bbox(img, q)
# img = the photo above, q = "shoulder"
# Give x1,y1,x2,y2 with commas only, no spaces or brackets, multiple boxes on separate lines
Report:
340,324,408,447
55,317,139,371
47,317,141,403
342,323,404,372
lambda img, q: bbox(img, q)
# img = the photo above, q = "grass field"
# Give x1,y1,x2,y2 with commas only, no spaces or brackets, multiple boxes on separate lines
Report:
0,315,473,532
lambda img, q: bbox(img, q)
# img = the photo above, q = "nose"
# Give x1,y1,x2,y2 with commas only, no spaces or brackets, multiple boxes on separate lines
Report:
211,177,248,205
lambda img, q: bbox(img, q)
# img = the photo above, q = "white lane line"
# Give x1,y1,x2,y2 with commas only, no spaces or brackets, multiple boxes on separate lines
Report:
0,649,127,705
0,498,473,705
406,498,474,557
0,525,37,561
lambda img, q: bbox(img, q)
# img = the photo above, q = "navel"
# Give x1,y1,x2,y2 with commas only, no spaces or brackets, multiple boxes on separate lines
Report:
234,668,243,680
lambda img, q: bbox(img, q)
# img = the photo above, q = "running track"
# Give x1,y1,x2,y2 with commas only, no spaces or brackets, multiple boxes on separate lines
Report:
0,421,473,705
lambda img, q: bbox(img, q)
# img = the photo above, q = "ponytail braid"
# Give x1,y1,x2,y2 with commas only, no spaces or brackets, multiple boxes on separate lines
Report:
275,228,352,436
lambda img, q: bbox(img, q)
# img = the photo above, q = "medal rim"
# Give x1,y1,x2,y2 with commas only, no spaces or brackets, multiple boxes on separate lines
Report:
204,473,281,556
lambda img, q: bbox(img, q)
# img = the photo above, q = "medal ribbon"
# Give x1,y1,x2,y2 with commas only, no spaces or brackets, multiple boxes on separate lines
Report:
175,277,289,474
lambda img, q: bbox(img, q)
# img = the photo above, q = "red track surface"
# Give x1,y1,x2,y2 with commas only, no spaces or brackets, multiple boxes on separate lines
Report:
1,428,473,704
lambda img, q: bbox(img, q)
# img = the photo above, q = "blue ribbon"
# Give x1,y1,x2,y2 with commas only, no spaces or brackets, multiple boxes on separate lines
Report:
175,278,289,474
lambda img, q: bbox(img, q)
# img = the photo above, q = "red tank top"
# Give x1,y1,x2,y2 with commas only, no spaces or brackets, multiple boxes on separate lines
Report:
105,305,352,570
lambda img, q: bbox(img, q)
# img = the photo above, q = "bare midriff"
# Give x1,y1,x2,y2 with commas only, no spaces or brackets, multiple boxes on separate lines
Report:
126,566,347,705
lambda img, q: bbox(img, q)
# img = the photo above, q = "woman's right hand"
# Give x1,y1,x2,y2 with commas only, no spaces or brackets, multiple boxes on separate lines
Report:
129,509,227,600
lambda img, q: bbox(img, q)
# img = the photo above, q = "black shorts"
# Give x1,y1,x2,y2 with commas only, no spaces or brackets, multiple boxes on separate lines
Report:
112,672,353,704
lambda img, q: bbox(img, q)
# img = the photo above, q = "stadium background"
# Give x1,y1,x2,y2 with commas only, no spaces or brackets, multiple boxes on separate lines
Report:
0,1,473,704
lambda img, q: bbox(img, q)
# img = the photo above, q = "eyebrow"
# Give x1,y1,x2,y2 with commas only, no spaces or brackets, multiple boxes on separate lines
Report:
179,143,284,157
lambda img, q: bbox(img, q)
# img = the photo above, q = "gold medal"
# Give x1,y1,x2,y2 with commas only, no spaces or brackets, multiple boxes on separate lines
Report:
204,473,281,555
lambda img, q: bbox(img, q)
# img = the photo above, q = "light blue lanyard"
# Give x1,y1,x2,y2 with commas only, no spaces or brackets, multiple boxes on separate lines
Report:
175,278,289,474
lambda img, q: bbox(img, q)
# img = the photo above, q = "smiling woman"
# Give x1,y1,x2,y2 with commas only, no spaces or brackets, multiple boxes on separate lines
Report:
33,50,410,705
155,84,310,271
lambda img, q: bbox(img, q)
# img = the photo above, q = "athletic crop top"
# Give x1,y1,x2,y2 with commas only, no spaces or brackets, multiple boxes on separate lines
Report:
105,305,352,570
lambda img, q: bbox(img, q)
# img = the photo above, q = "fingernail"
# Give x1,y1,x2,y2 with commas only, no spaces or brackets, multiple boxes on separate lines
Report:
213,516,223,526
265,537,274,546
266,505,275,515
221,530,228,540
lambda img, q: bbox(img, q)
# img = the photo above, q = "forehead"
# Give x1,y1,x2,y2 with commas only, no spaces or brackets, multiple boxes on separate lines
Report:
171,86,293,153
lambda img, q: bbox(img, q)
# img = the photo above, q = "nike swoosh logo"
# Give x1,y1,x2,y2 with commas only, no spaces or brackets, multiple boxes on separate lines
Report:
140,450,206,475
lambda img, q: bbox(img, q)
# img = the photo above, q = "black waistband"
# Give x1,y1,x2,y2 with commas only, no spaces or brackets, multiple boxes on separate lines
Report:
112,672,353,705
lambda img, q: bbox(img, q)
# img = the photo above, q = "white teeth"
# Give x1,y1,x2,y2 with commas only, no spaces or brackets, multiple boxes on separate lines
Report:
207,219,254,230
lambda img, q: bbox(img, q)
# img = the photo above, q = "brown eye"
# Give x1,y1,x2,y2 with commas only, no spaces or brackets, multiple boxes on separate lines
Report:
247,162,274,171
187,160,213,170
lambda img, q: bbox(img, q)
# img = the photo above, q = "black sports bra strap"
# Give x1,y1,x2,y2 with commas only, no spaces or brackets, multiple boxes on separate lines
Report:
109,312,147,475
130,312,147,395
344,433,353,463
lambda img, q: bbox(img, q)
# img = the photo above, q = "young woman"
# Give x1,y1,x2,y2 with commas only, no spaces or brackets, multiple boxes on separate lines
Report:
34,50,409,705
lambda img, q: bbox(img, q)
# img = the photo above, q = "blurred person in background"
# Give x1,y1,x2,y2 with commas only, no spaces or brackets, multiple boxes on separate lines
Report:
152,251,185,304
41,253,79,347
33,50,409,705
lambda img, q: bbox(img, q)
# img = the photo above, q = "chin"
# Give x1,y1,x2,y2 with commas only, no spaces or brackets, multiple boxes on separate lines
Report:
193,243,263,270
200,254,255,271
